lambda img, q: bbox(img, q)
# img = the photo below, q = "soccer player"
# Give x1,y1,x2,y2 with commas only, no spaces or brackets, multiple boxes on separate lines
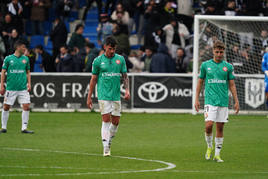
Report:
262,47,268,107
0,40,33,134
194,41,239,162
87,36,130,156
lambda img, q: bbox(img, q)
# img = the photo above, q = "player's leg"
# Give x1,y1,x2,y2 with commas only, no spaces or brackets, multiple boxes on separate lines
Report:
18,91,33,134
1,91,16,133
214,122,224,162
0,104,11,133
109,101,121,148
213,107,228,162
99,100,112,156
204,105,216,160
265,81,268,107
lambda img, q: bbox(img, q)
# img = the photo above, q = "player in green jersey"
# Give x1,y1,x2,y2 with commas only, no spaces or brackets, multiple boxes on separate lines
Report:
87,36,130,156
0,40,33,134
195,41,239,162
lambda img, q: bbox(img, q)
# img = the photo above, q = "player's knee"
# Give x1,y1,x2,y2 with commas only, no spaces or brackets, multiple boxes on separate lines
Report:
3,105,10,111
22,104,30,111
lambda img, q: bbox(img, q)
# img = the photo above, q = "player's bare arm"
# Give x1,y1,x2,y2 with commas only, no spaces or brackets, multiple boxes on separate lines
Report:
0,69,6,95
229,79,239,114
122,73,130,100
26,70,31,92
195,78,204,112
87,74,98,109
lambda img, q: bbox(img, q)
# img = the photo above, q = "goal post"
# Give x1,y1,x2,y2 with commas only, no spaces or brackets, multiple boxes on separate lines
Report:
192,15,268,114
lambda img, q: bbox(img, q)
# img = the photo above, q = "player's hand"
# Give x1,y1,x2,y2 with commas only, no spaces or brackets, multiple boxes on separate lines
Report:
87,97,93,109
194,100,200,112
234,101,240,114
124,90,130,100
265,71,268,77
27,84,31,92
0,87,5,96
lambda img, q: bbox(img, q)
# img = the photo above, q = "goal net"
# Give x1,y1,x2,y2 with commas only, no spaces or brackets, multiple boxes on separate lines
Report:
192,15,268,114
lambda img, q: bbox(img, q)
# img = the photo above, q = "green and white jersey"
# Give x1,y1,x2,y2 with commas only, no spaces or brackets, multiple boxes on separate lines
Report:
199,59,235,107
92,53,127,101
2,54,30,91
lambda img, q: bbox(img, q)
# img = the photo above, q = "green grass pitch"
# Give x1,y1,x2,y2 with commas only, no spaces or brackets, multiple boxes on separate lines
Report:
0,112,267,178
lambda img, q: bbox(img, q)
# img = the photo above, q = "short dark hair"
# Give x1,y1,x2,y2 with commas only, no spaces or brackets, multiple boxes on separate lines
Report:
85,42,95,49
213,41,225,50
75,24,84,32
104,36,117,47
35,44,44,51
14,40,26,49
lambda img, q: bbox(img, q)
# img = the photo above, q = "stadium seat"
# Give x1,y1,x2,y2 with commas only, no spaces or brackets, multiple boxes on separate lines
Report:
30,35,45,49
43,21,52,35
84,26,97,34
64,21,70,33
25,20,32,35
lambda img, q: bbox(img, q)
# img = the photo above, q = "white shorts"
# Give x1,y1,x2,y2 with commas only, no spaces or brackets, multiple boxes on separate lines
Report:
204,105,229,123
4,90,31,105
98,100,121,116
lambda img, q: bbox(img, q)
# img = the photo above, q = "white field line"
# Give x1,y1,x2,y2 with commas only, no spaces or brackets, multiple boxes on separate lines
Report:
0,147,176,177
167,170,268,174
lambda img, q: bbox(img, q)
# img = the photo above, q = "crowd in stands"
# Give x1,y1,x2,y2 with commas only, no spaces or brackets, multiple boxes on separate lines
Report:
0,0,268,73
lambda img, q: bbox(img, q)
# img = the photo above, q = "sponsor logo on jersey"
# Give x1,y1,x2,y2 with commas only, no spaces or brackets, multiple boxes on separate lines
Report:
10,69,25,73
138,82,168,103
102,72,121,77
223,67,227,71
116,60,121,64
245,79,265,108
22,59,26,64
208,79,226,84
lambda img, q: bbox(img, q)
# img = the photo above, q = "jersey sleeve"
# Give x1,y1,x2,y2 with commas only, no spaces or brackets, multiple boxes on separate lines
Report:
262,54,268,72
2,56,9,70
228,64,235,80
199,62,206,79
120,56,127,73
92,57,100,75
26,56,30,71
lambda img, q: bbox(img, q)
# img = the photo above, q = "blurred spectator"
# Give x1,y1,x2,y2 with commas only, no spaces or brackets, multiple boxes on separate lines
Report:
116,48,133,72
159,0,176,27
144,0,161,46
68,24,88,50
175,47,191,73
104,0,117,15
55,45,73,72
242,0,262,16
145,26,165,50
224,0,237,16
24,47,36,72
69,47,84,72
176,0,194,33
203,1,221,15
162,17,190,58
55,0,74,20
30,0,51,35
7,29,28,55
84,43,100,72
150,43,176,73
226,43,245,73
262,0,268,16
7,0,24,34
141,46,154,72
0,36,6,69
49,17,68,61
260,29,268,48
112,23,130,56
1,14,16,52
111,3,130,34
128,51,144,72
35,45,56,72
82,0,102,22
97,13,113,45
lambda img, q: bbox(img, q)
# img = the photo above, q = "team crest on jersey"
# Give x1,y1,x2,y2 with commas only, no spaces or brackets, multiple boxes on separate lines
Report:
223,67,227,71
116,60,121,64
22,59,26,64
